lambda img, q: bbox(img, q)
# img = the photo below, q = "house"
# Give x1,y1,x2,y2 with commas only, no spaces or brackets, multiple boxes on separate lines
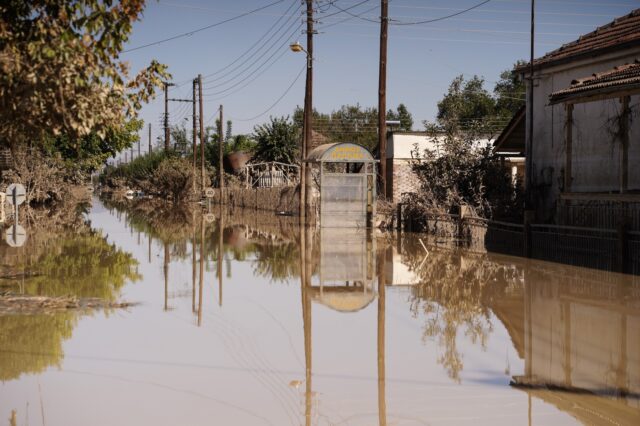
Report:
518,9,640,226
492,106,526,187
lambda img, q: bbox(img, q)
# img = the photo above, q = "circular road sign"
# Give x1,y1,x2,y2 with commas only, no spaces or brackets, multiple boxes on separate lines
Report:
6,183,26,206
204,213,216,224
5,224,27,248
204,188,215,198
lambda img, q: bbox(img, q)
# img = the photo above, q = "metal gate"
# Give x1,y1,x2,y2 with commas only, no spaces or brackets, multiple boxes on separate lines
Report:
320,174,367,228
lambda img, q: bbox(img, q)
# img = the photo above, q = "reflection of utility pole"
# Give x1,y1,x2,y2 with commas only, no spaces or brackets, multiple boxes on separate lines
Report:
192,225,197,313
163,242,170,311
148,235,152,263
378,0,389,199
377,244,387,426
218,206,224,306
300,226,313,426
198,215,205,326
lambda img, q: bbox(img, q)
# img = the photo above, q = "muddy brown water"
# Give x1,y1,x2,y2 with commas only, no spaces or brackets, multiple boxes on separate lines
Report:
0,198,639,425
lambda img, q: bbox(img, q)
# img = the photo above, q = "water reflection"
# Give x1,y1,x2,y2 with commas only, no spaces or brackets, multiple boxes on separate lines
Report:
0,210,140,382
2,198,639,425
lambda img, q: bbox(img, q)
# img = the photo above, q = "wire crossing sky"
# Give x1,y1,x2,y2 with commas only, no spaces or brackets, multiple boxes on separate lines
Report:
121,0,640,154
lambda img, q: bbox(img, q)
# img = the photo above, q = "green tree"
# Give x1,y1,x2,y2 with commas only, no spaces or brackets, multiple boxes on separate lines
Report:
0,0,170,147
170,123,189,154
387,103,414,131
252,116,300,164
436,75,496,134
494,60,526,119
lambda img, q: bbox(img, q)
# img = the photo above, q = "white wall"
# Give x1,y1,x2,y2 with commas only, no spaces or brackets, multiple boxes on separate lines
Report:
526,49,640,219
387,133,493,159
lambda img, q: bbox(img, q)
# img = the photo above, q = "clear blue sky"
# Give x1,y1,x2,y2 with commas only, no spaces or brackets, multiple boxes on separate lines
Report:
119,0,640,157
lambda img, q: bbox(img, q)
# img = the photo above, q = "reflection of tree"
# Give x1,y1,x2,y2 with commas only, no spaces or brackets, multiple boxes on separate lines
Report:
0,313,77,381
252,242,300,283
22,231,140,300
404,240,520,381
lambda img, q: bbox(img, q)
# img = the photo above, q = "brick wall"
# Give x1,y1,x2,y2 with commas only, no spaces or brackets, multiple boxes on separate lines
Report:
389,159,419,203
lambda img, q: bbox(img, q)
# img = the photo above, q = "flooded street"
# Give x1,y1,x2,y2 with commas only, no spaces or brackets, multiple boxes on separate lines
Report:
1,199,639,425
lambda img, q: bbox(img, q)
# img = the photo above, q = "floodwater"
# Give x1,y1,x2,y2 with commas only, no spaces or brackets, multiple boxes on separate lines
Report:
1,198,639,426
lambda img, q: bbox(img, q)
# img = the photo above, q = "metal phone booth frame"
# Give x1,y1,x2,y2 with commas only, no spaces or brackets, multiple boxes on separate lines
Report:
305,142,377,228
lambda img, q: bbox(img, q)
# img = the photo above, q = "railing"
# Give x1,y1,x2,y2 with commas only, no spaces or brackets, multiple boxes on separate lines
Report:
242,162,300,189
559,194,640,231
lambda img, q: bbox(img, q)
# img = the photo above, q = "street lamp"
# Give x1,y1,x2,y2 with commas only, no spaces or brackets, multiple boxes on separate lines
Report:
290,41,312,223
290,42,311,68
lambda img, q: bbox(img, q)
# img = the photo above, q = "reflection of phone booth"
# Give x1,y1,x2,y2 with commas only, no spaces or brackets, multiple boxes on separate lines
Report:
299,229,387,425
305,143,377,229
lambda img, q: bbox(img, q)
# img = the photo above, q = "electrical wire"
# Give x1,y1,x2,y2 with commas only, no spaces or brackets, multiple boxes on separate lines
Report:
203,20,303,89
202,0,301,81
123,0,285,53
202,24,302,98
392,0,492,26
233,65,306,121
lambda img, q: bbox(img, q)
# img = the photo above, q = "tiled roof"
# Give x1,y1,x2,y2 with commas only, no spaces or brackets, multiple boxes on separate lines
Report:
549,60,640,104
518,8,640,71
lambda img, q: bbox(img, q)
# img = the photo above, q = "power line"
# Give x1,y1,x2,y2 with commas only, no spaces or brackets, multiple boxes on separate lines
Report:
202,0,301,81
233,65,306,121
203,20,302,89
123,0,285,53
202,24,302,97
392,0,492,26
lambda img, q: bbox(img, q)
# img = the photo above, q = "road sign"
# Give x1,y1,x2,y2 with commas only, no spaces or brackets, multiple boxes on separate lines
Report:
5,224,26,248
6,184,26,206
204,213,216,223
204,188,215,198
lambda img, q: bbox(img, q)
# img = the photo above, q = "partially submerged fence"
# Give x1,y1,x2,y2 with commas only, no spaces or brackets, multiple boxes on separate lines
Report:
397,205,640,274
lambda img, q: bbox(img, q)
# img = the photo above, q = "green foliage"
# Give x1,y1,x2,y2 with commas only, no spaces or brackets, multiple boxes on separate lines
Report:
252,116,300,164
437,75,497,134
170,123,189,154
100,150,170,188
0,0,170,146
494,60,527,119
43,119,143,176
387,103,414,131
152,157,197,202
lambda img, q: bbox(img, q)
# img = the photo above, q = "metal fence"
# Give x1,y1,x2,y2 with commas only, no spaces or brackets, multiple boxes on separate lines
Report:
243,162,299,189
560,201,640,231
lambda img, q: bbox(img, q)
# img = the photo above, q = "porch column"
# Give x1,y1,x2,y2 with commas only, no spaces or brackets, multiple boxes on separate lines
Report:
564,103,573,192
620,96,630,193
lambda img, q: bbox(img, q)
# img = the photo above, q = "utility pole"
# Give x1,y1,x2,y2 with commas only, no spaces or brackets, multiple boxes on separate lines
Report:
138,135,141,157
193,79,198,170
218,104,224,201
525,0,535,210
148,123,152,154
163,82,172,152
378,0,389,199
301,0,314,224
198,74,206,193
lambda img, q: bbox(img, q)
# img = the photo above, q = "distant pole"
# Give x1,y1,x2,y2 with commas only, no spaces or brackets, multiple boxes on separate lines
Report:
137,136,140,157
164,82,171,152
148,123,152,154
193,79,198,170
525,0,535,209
218,104,224,200
125,152,128,163
301,0,314,224
378,0,389,199
198,74,206,193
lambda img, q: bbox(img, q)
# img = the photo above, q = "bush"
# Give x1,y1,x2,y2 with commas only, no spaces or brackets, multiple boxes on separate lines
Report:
152,157,196,203
406,130,522,222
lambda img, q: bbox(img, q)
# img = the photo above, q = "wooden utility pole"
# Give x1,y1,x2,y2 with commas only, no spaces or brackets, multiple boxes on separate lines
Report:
164,82,171,152
137,136,141,157
525,0,535,209
198,74,206,193
193,79,198,170
378,0,389,199
148,123,152,154
301,0,314,224
218,104,224,200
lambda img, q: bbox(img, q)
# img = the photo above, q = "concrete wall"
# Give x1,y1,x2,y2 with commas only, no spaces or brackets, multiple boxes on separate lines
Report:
526,49,640,220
